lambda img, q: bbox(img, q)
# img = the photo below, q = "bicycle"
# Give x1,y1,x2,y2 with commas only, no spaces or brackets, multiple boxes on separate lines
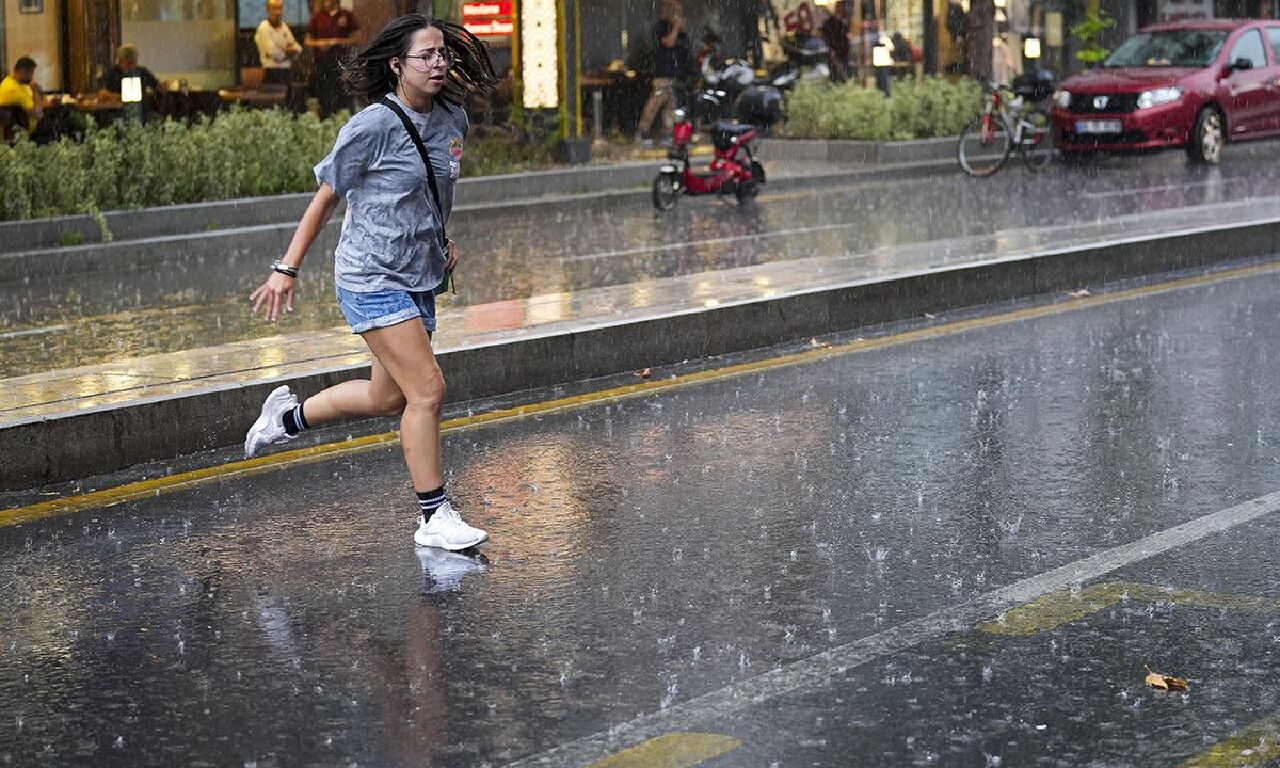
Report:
957,81,1053,177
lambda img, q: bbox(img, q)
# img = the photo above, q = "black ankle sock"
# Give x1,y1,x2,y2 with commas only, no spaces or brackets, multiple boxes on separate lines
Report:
417,486,447,521
282,403,309,437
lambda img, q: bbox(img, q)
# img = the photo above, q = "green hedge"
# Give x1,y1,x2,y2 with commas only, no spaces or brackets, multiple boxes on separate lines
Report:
0,110,347,222
0,108,566,222
779,77,982,142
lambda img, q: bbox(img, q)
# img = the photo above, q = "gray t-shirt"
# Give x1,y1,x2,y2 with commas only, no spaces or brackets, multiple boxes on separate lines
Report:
314,93,469,293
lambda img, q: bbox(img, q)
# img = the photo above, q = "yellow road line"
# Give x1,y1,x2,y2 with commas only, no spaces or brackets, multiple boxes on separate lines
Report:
978,581,1280,636
585,733,741,768
1181,712,1280,767
5,259,1280,528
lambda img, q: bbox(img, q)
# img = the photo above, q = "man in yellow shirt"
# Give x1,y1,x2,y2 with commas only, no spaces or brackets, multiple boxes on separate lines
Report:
0,57,42,134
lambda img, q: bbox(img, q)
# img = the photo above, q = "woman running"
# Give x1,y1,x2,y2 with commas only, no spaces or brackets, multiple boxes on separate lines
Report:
245,14,498,551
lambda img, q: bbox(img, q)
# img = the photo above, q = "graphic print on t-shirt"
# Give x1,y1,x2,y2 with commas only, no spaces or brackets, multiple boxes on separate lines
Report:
448,136,463,179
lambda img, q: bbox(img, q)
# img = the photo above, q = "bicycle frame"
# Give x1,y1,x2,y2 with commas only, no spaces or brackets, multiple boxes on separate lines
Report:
958,81,1053,177
981,87,1005,144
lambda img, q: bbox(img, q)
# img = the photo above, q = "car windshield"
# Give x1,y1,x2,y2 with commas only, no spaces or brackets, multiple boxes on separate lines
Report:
1102,30,1227,67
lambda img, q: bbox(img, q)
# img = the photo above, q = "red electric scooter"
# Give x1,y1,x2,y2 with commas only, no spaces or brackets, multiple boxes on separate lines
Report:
652,107,766,211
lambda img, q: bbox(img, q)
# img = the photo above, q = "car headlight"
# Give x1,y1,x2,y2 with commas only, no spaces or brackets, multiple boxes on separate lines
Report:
1053,90,1071,109
1136,86,1182,109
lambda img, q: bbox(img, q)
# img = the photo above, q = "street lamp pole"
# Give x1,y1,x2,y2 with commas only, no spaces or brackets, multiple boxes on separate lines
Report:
558,0,589,162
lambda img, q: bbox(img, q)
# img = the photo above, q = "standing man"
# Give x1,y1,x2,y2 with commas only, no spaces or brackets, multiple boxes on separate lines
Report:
256,0,303,85
820,1,852,83
635,0,689,146
306,0,360,117
0,57,42,135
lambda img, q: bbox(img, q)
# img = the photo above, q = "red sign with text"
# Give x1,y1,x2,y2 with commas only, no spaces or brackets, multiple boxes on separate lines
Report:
461,0,513,38
463,19,515,36
461,1,513,18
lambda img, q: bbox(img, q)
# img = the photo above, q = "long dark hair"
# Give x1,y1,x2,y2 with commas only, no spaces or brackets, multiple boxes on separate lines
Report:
341,14,498,106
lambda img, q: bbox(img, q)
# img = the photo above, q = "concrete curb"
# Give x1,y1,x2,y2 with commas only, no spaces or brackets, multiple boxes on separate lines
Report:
2,218,1275,491
0,160,954,283
758,137,959,164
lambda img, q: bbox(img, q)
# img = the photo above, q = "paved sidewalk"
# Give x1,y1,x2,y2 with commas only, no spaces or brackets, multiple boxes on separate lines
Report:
8,142,1280,489
6,195,1278,428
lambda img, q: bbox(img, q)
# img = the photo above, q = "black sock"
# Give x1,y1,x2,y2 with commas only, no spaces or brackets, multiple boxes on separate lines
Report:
282,403,309,437
417,486,447,522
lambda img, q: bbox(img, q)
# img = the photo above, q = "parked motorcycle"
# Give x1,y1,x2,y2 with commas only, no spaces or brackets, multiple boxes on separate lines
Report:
652,108,767,210
694,57,793,132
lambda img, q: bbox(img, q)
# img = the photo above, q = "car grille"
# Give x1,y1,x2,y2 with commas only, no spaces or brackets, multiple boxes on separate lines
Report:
1069,93,1138,114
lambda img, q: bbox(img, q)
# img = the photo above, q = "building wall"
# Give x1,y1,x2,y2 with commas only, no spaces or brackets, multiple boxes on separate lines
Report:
3,0,61,88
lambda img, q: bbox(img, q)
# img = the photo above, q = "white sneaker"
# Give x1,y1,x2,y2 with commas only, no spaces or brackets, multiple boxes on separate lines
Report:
244,385,298,458
416,547,487,594
414,501,488,550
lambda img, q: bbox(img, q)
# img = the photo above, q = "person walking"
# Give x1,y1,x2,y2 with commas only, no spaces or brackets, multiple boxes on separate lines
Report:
635,0,690,145
245,13,499,551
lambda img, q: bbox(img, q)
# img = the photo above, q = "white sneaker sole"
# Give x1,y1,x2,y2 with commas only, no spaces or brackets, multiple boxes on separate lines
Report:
244,385,293,458
414,529,488,551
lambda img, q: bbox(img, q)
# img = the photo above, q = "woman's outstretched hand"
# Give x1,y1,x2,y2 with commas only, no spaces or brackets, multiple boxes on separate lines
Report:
250,272,297,322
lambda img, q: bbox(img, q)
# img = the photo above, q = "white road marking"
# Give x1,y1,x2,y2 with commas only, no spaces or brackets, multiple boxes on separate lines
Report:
505,489,1280,767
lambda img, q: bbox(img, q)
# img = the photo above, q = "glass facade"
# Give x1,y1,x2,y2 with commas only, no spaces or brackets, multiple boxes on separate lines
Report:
121,0,236,89
237,0,309,30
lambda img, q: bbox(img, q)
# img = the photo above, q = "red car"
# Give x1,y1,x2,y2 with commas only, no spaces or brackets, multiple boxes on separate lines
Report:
1052,19,1280,163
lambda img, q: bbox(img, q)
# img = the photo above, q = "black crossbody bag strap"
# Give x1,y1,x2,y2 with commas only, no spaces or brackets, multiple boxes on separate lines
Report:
379,96,447,250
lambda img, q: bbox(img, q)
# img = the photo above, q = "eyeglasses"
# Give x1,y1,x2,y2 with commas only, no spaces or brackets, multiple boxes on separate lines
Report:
402,49,454,67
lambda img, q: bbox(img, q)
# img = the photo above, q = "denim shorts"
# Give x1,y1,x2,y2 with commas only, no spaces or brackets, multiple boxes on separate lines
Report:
335,286,436,334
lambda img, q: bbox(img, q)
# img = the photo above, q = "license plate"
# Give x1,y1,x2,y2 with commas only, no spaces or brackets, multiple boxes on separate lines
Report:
1075,119,1122,134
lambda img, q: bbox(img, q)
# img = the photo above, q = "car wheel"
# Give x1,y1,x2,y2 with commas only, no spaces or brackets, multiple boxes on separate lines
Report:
1187,107,1223,165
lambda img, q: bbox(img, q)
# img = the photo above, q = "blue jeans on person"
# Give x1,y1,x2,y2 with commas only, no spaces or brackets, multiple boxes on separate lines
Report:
336,286,436,335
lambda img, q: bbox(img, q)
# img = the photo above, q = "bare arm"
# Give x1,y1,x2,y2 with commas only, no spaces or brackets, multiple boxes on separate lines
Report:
27,81,43,120
660,17,682,48
250,183,341,321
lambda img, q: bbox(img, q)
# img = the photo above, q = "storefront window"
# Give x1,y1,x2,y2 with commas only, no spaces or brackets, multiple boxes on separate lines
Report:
121,0,236,89
236,0,307,30
884,0,923,49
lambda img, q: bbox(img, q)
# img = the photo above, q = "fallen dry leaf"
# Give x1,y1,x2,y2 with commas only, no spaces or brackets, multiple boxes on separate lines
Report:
1144,665,1189,692
633,368,652,379
1068,289,1092,299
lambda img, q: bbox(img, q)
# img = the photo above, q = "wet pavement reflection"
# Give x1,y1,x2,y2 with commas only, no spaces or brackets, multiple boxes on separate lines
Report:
4,263,1280,765
3,153,1279,378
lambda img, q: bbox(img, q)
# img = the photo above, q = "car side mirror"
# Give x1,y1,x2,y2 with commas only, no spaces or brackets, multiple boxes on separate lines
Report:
1229,57,1255,72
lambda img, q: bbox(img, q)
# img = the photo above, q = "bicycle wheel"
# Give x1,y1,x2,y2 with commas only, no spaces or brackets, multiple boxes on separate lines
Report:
1019,108,1054,172
957,113,1013,177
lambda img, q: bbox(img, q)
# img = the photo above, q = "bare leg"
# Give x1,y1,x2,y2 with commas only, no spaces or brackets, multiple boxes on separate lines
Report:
355,320,446,492
299,355,407,424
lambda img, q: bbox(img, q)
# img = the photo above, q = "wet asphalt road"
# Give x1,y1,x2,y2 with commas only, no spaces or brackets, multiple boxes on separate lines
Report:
6,146,1280,378
5,261,1280,766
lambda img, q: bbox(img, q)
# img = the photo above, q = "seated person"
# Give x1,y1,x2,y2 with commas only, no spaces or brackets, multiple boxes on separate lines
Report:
0,56,43,134
98,44,164,101
256,0,302,85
